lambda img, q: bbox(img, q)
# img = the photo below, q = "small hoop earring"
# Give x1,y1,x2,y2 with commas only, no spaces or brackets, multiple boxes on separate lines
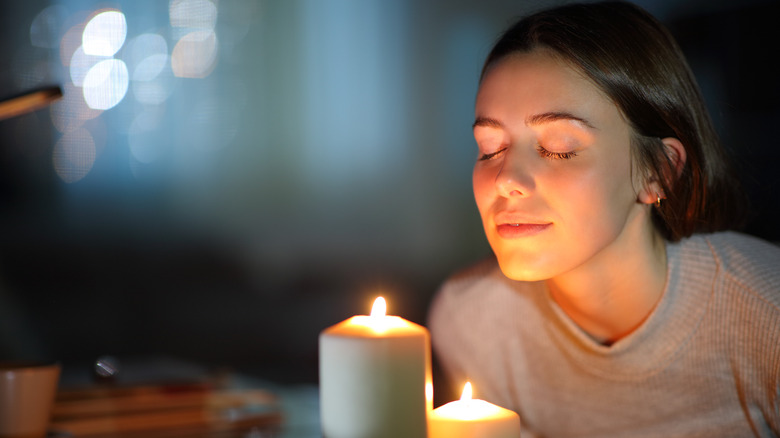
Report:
656,194,662,208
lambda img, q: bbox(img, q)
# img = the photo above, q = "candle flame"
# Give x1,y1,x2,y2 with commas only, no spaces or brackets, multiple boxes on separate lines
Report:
460,382,473,401
426,381,434,411
370,296,387,318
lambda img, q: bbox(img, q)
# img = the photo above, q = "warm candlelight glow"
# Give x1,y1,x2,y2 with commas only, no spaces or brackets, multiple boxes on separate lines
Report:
428,382,522,438
320,295,431,437
433,383,516,420
426,380,434,411
461,382,473,401
371,296,387,318
369,296,390,333
325,297,418,336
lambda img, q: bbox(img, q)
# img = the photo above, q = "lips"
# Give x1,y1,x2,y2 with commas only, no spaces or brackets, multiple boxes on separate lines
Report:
494,212,552,238
496,223,551,238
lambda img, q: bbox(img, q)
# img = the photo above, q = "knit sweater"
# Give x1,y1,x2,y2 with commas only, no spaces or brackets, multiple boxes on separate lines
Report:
428,232,780,437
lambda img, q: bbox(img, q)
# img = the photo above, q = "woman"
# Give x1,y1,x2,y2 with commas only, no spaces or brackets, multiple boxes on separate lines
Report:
428,2,780,437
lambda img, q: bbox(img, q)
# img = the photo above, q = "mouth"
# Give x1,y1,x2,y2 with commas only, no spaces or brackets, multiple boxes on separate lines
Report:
495,222,552,238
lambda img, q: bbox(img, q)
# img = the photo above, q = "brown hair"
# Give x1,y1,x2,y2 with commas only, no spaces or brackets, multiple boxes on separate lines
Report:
481,1,747,241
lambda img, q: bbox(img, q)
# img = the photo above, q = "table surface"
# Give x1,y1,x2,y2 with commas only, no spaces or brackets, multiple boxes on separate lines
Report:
52,357,321,438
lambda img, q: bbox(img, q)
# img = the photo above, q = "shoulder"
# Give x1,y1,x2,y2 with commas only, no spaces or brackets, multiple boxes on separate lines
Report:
428,255,544,334
436,256,503,297
428,255,522,318
427,256,500,322
698,230,780,260
681,231,780,308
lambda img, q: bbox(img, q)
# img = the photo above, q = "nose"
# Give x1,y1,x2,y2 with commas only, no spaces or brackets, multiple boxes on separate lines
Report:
495,149,533,198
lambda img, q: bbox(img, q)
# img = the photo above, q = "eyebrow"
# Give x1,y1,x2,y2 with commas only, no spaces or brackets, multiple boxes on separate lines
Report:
526,111,596,129
472,111,596,130
472,116,503,129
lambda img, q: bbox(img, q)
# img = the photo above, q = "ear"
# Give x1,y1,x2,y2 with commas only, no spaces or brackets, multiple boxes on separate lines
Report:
637,137,687,205
661,137,687,180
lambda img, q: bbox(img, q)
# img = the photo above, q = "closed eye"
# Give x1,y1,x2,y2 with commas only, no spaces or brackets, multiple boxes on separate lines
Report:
478,147,507,161
537,145,576,160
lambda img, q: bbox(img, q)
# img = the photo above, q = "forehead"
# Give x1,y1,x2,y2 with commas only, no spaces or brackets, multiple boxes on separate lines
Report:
475,50,623,127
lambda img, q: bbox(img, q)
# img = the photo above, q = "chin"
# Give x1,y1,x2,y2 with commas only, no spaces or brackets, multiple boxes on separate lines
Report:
495,255,553,282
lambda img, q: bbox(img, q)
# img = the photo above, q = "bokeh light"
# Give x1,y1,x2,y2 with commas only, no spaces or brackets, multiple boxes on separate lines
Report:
25,1,228,183
30,4,69,49
82,10,127,57
53,128,97,183
82,59,129,110
216,1,255,48
127,33,168,82
171,30,218,78
60,22,85,67
169,0,217,30
51,83,102,134
169,0,219,78
132,75,175,105
69,46,106,87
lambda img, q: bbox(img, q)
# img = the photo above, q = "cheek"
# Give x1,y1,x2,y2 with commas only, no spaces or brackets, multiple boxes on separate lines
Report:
545,160,634,219
472,166,492,210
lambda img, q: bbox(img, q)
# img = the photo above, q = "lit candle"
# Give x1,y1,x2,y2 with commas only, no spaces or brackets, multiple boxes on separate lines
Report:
319,296,431,438
429,382,521,438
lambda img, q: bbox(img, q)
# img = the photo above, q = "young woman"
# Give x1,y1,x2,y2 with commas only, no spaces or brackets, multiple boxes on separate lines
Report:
428,2,780,437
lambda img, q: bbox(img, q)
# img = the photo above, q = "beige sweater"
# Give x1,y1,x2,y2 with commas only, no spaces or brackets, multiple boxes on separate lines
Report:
429,232,780,437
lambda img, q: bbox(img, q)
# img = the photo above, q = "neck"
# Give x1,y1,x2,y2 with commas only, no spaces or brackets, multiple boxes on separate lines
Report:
546,207,668,344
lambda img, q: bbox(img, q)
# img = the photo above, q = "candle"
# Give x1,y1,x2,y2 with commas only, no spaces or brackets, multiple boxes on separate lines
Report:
429,382,521,438
319,297,431,438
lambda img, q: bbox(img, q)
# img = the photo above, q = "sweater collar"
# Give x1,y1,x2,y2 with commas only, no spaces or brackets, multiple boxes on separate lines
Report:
539,235,716,379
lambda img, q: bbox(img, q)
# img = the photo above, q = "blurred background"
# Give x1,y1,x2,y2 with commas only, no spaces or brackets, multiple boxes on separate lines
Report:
0,0,778,397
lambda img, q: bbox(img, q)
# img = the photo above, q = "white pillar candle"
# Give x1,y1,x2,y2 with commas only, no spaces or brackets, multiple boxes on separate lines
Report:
319,297,431,438
429,382,521,438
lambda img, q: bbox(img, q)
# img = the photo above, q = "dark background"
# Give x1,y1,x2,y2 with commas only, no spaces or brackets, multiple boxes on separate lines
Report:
1,0,778,403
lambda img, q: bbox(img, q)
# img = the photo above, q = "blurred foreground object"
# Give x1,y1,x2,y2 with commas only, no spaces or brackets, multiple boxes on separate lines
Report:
0,362,61,438
93,356,121,384
51,380,282,437
0,86,62,121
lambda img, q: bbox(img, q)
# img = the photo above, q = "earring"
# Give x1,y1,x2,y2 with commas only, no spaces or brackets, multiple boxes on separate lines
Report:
656,194,662,208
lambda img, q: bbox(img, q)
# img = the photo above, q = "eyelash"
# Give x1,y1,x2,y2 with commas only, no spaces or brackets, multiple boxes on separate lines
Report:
478,148,506,161
536,145,577,160
478,145,577,161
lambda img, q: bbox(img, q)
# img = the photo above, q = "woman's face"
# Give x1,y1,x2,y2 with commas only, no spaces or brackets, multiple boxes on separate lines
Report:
473,50,646,281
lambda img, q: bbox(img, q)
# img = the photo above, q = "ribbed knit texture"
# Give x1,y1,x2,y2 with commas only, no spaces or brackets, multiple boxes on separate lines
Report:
428,232,780,437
